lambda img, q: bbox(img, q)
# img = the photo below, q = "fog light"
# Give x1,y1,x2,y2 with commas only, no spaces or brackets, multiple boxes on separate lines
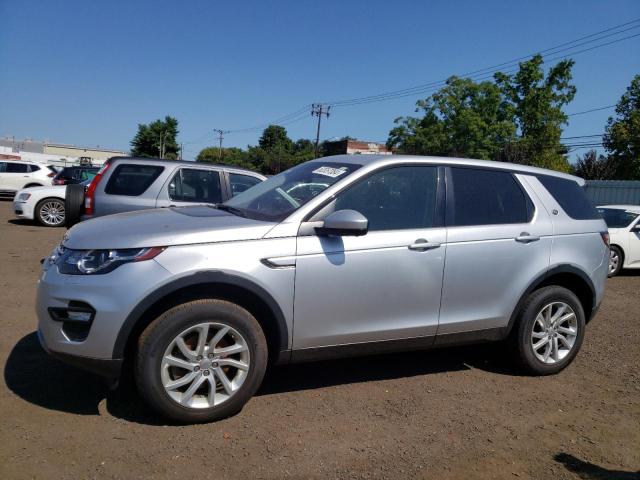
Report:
67,310,92,322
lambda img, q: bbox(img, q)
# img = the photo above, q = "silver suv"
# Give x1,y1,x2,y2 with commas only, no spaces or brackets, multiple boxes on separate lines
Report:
37,155,609,422
64,157,266,227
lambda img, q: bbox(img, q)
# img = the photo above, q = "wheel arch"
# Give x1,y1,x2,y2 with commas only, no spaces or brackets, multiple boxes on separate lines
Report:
507,265,597,335
113,271,290,365
23,183,43,188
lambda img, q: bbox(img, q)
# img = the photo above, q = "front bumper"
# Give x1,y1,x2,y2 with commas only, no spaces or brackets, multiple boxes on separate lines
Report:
36,257,173,377
13,200,32,220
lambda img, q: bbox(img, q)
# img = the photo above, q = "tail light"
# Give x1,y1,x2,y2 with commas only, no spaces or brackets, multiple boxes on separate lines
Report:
84,161,111,215
600,231,610,247
47,172,56,178
52,178,64,185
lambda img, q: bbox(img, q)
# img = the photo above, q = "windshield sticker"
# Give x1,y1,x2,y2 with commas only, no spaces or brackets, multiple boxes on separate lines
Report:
312,166,348,178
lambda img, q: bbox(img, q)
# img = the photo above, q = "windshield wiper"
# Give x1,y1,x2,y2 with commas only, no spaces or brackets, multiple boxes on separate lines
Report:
215,204,247,218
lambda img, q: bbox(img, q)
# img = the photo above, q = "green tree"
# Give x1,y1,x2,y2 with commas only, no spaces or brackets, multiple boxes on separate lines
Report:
572,149,617,180
603,74,640,179
495,54,576,171
388,76,516,159
130,116,179,159
196,147,252,169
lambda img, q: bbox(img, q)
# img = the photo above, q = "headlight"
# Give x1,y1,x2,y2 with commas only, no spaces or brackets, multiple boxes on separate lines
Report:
17,192,31,201
58,247,165,275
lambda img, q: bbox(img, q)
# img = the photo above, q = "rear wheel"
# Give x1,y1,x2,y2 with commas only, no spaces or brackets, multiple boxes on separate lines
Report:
65,184,85,228
608,246,623,277
511,286,585,375
35,197,65,227
135,299,268,423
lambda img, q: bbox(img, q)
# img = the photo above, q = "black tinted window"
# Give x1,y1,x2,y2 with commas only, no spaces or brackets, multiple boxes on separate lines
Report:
335,166,438,231
537,175,599,220
105,164,164,196
28,164,40,172
450,168,530,226
169,169,222,203
229,173,262,196
6,163,29,173
597,208,639,228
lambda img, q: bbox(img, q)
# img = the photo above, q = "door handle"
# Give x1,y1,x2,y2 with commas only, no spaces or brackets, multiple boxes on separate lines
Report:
515,232,540,243
408,238,441,251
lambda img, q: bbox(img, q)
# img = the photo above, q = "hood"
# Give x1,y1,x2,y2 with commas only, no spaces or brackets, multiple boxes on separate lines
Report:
63,205,277,249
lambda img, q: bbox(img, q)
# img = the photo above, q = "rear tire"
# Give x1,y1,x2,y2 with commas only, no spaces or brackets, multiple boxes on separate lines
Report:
35,197,65,227
65,184,85,228
510,286,585,375
608,246,623,277
135,299,268,423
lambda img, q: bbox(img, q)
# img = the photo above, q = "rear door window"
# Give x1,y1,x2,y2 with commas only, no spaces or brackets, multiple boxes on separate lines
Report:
169,168,222,203
28,164,40,172
537,175,599,220
6,163,29,173
449,167,532,226
105,164,164,196
229,173,262,196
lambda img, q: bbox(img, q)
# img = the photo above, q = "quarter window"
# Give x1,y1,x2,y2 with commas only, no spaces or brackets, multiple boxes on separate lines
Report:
105,164,164,196
334,166,439,231
169,169,222,203
449,167,531,226
537,175,599,220
229,173,262,196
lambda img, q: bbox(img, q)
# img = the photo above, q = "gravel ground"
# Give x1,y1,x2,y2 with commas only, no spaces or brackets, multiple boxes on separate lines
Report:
0,201,638,480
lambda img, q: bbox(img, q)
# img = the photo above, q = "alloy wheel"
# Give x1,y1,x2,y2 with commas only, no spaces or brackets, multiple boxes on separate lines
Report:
40,200,65,226
160,322,250,409
609,249,619,275
530,302,578,364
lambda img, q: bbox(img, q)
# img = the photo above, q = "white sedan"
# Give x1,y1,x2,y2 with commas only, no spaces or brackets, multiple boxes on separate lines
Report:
13,180,89,227
597,204,640,276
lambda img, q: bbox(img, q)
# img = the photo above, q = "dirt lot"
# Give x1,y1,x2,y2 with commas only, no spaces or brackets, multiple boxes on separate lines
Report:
0,200,638,480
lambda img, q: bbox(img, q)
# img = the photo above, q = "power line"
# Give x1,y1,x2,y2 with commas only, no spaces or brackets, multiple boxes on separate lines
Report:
181,18,636,145
566,105,615,116
213,129,230,161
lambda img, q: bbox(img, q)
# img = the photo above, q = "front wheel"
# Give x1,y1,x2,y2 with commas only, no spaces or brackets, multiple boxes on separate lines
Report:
135,299,268,423
511,286,585,375
35,197,66,227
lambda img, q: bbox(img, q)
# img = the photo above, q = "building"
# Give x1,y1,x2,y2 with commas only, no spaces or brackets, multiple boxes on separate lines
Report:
0,137,126,166
324,139,393,156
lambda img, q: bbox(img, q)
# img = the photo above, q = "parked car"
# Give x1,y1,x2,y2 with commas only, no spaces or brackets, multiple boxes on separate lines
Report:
13,179,91,227
64,157,266,227
0,160,57,197
596,204,640,276
38,155,608,422
52,166,99,185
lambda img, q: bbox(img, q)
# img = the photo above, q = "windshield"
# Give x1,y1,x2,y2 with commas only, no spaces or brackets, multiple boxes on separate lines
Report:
222,161,362,221
597,208,640,228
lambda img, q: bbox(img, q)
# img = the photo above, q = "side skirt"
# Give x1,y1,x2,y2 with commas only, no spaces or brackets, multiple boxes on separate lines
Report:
288,328,506,364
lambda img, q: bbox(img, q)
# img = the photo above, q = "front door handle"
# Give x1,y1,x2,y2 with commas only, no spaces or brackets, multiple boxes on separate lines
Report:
408,238,441,251
515,232,540,243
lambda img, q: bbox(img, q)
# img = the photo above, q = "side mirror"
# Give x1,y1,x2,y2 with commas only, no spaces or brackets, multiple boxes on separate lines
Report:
315,209,368,237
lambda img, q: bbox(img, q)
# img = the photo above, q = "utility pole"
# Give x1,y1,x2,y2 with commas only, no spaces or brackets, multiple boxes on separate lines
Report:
179,143,183,160
311,103,331,158
213,129,229,162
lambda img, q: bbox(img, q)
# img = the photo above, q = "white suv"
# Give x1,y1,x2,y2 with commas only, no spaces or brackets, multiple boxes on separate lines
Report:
0,160,57,197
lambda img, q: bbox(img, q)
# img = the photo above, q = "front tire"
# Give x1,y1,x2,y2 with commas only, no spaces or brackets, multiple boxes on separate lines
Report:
135,299,268,423
35,197,66,227
608,246,623,277
511,286,585,375
65,183,85,228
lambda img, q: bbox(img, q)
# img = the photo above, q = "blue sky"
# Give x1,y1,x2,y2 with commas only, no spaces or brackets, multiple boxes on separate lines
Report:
0,0,638,160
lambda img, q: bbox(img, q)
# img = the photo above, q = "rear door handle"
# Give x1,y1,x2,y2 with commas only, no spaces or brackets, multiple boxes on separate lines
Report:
515,232,540,243
408,238,441,251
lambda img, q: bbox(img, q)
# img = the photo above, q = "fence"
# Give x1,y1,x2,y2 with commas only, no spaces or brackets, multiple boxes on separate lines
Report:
584,180,640,206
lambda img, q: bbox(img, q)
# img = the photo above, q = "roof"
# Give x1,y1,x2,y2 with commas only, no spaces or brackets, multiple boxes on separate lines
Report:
108,156,262,176
312,154,585,184
596,204,640,213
